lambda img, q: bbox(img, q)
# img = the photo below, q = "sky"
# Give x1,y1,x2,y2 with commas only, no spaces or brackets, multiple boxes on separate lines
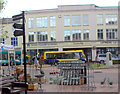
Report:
1,0,120,18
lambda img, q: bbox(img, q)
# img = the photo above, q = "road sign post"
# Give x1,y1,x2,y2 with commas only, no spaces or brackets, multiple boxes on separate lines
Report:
12,11,27,94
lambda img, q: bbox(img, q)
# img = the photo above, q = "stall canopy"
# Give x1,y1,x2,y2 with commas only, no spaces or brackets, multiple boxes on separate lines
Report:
0,43,14,51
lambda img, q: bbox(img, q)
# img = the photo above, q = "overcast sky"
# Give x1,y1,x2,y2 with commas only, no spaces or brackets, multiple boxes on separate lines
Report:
1,0,120,18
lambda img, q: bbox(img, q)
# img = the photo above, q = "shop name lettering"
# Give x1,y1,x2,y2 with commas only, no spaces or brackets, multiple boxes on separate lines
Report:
31,44,57,46
73,43,84,45
101,41,117,44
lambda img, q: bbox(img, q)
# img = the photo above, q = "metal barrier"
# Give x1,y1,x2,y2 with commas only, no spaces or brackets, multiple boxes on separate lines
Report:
57,60,86,85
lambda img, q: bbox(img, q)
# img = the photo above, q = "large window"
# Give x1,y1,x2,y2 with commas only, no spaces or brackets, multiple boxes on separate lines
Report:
50,31,56,41
36,18,41,27
72,30,81,40
1,38,5,44
106,14,117,25
36,17,48,27
28,18,34,28
97,29,103,40
72,15,81,26
46,52,85,59
50,16,56,27
11,37,18,46
83,14,89,25
28,32,34,42
37,31,48,41
97,14,103,25
83,30,89,40
64,16,70,26
106,29,117,40
64,30,70,41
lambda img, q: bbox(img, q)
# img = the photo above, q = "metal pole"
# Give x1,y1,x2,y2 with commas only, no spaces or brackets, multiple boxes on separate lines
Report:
22,11,27,94
84,66,87,84
37,37,38,56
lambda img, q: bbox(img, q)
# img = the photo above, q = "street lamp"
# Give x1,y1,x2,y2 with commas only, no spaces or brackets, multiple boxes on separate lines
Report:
37,32,38,57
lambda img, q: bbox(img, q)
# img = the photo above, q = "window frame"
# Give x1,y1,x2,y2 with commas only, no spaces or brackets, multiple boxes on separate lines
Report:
64,15,70,26
50,16,56,27
64,30,71,41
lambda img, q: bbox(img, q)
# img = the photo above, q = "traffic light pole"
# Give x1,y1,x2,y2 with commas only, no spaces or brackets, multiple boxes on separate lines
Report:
22,11,27,94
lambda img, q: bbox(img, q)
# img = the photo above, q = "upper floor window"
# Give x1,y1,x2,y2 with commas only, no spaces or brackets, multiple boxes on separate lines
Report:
83,14,89,25
97,29,103,40
37,31,48,41
28,18,34,28
64,16,70,26
106,14,117,25
72,30,81,40
11,37,18,46
36,18,41,27
28,32,34,42
36,17,48,27
97,14,103,25
1,38,5,44
64,30,70,41
106,29,117,40
72,15,81,26
50,31,56,41
50,16,56,27
83,30,89,40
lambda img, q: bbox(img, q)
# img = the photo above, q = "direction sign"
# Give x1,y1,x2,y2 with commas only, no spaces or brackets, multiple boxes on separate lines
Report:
13,30,23,37
13,23,23,29
12,13,23,21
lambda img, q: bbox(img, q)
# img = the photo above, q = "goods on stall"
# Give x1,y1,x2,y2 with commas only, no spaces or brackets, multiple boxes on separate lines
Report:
16,68,21,73
28,83,39,90
58,60,86,85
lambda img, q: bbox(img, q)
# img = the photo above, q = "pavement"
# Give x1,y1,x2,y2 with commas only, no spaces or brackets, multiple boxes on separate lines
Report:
0,64,119,93
28,83,118,92
27,65,118,92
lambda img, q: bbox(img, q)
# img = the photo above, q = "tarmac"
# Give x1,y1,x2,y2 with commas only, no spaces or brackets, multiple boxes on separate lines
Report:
28,83,118,92
0,64,119,93
27,64,119,93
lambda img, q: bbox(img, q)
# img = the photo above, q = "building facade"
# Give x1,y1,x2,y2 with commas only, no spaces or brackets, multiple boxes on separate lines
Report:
1,4,119,61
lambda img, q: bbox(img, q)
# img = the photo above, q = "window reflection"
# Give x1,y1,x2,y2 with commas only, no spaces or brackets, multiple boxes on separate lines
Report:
106,14,117,25
37,31,48,41
46,52,85,59
64,30,70,41
64,16,70,26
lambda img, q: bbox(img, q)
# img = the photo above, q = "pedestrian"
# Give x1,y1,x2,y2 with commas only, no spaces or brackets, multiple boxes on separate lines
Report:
10,57,12,66
34,56,39,69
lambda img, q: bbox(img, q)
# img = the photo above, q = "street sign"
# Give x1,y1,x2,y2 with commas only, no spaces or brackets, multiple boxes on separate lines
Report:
12,13,23,37
13,30,23,36
13,23,23,29
12,12,27,94
12,13,23,21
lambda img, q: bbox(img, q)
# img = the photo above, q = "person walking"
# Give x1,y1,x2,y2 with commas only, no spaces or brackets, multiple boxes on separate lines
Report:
34,56,39,69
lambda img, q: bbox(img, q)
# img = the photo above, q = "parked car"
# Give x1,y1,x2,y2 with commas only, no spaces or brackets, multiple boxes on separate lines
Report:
96,54,119,63
112,54,119,60
96,54,106,63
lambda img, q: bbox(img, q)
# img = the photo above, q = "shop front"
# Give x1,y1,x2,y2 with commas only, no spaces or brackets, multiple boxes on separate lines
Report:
26,40,119,61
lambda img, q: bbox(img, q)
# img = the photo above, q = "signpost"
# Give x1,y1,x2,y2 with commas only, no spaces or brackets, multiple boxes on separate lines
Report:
13,30,23,37
12,11,27,94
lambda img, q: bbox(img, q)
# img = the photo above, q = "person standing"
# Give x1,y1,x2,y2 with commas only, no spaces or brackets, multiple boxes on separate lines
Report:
34,56,39,69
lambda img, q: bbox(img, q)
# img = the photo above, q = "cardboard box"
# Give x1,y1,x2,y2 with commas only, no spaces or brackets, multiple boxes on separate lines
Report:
41,78,46,84
33,77,39,83
80,78,84,85
28,83,39,90
16,68,21,73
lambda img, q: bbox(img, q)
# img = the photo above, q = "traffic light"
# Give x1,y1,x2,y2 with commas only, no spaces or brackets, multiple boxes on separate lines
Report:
12,13,23,37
